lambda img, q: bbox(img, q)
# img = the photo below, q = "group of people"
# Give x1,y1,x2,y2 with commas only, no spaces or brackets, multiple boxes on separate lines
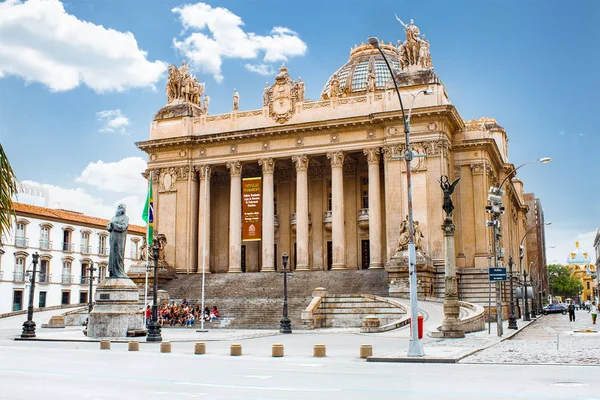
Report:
145,299,220,327
567,300,597,324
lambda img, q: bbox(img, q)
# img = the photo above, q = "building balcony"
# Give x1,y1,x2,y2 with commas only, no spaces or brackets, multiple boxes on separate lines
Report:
358,208,369,230
61,274,74,284
62,242,74,252
80,245,91,255
38,273,51,284
98,247,108,257
15,237,29,248
80,276,92,285
13,272,25,283
323,210,332,232
39,240,53,250
290,212,311,234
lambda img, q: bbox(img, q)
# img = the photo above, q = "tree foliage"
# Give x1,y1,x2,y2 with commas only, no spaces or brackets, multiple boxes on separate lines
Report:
0,144,17,244
548,263,584,298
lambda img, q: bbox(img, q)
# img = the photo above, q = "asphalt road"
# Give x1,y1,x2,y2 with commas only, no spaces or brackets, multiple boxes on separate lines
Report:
0,339,598,400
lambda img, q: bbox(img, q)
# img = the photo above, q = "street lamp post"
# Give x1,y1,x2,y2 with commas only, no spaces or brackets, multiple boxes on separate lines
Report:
368,36,431,356
21,252,39,338
87,262,97,314
146,244,162,342
280,253,292,334
508,256,518,329
487,158,551,334
518,223,551,322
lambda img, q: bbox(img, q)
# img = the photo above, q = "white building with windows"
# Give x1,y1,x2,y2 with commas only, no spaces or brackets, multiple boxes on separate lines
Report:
0,203,145,313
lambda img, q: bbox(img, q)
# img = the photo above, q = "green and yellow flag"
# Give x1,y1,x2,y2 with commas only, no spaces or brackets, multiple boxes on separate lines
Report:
142,177,153,246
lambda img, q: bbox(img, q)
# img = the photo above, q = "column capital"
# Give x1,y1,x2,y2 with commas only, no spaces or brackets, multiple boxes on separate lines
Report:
226,161,243,177
363,147,380,164
326,151,345,168
199,165,212,180
382,144,404,160
258,158,276,174
292,154,309,171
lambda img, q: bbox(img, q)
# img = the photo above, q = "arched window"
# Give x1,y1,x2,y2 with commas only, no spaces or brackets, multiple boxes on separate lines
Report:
98,263,107,280
62,260,72,284
39,223,53,250
15,222,28,247
39,255,52,284
81,231,91,255
14,256,26,282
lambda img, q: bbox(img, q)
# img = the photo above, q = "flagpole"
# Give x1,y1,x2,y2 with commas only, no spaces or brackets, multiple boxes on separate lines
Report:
200,168,208,331
143,171,151,329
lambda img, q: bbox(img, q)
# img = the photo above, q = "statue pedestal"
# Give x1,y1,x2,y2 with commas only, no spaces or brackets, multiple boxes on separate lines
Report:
87,278,144,338
431,218,465,338
387,250,435,297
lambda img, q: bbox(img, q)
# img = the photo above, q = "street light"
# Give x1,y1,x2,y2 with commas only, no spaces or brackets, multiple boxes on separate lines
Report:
21,252,39,338
87,262,97,314
280,253,292,334
487,158,550,335
369,36,432,356
519,222,551,321
146,243,162,342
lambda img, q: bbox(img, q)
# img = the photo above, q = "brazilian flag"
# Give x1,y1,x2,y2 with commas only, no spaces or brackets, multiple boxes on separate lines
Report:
142,178,153,246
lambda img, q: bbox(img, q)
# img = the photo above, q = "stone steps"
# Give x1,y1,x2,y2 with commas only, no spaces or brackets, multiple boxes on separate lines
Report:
312,295,405,328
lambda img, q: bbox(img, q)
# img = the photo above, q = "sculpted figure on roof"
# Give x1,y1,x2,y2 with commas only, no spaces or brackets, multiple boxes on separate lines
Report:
395,16,433,71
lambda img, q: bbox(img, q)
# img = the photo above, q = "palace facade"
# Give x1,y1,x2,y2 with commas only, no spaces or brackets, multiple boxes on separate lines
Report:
137,23,545,301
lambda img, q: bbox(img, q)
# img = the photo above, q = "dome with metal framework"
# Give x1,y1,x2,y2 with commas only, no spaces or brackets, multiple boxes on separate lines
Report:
320,42,401,99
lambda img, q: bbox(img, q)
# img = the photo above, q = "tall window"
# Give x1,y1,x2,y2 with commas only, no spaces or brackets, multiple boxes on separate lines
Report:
40,226,50,250
98,235,107,256
81,232,90,254
98,264,107,280
15,223,26,247
80,262,90,284
62,261,72,284
14,257,25,282
131,240,139,259
39,259,50,283
361,177,369,209
62,230,72,252
327,180,332,210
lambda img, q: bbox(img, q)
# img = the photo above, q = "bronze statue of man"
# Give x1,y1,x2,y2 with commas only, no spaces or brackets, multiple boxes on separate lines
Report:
107,203,129,278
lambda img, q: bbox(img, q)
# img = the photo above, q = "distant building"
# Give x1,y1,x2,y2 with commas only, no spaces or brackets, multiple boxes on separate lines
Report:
594,228,600,301
0,203,144,314
566,241,596,303
524,194,548,301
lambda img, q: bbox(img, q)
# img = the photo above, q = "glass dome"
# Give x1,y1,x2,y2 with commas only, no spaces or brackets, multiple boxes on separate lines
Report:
320,42,401,99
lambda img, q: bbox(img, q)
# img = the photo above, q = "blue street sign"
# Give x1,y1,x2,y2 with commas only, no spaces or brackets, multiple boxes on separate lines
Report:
488,267,507,281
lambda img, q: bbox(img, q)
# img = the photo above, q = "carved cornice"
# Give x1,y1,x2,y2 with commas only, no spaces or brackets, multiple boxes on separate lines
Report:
292,154,309,171
226,161,242,177
363,147,380,164
327,151,345,168
258,158,275,174
382,144,402,160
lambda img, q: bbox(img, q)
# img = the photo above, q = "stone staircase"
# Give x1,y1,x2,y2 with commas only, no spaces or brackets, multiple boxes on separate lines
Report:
163,270,389,329
311,294,405,328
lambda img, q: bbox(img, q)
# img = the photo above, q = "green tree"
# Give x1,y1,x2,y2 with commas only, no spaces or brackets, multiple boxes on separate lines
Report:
0,144,17,245
548,263,584,298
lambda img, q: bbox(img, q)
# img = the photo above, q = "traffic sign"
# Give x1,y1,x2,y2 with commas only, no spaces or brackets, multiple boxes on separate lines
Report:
488,267,507,281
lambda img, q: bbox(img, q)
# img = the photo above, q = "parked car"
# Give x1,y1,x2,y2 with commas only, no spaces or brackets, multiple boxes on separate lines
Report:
542,303,567,315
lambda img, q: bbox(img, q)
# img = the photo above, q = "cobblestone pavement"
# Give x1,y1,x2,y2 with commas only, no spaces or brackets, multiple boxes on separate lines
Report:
461,310,600,365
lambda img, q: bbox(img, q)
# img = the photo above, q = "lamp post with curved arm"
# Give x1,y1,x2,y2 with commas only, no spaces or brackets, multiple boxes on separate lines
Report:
368,36,432,357
487,158,550,335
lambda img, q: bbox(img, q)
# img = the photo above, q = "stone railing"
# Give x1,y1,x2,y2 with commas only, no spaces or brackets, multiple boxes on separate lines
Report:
456,301,486,333
301,287,328,328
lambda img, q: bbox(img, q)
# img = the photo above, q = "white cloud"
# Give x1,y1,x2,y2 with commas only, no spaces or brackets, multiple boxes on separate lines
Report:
172,3,307,83
0,0,167,92
97,109,130,134
75,157,147,194
244,63,273,76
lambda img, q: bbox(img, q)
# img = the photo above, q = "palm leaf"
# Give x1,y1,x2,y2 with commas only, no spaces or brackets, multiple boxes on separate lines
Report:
0,143,17,245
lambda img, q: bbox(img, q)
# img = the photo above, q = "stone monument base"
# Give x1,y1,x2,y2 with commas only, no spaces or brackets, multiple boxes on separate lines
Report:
88,278,144,338
430,329,466,339
386,250,435,297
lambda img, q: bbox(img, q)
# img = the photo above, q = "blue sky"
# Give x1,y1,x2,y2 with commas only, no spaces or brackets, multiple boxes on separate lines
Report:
0,0,598,263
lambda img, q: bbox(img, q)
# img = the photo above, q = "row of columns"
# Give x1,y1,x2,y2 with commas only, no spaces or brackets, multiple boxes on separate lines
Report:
197,148,384,273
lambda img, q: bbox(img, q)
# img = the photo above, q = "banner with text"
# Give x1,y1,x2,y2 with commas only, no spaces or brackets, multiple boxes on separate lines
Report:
242,177,262,241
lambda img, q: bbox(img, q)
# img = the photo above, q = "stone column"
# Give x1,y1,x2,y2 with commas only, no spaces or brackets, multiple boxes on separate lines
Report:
259,158,275,272
364,148,383,269
198,165,211,273
434,216,465,338
327,151,346,270
227,161,242,273
292,155,309,271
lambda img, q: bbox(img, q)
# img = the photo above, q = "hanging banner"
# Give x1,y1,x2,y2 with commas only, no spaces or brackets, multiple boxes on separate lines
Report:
242,177,262,241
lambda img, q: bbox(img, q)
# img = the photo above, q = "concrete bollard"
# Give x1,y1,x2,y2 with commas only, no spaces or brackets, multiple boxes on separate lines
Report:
128,340,139,352
230,343,242,356
359,344,373,358
195,342,206,355
160,342,172,353
272,343,284,357
100,340,110,350
313,344,326,357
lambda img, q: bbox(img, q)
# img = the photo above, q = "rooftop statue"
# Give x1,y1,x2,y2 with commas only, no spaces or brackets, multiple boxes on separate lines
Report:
165,60,208,114
107,204,129,278
395,15,434,71
439,175,461,218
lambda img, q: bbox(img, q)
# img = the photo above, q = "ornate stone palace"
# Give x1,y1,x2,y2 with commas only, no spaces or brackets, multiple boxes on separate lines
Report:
136,21,542,304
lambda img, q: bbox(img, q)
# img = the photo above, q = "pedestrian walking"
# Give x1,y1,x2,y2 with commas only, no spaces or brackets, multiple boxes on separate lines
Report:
589,302,598,324
567,302,576,322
